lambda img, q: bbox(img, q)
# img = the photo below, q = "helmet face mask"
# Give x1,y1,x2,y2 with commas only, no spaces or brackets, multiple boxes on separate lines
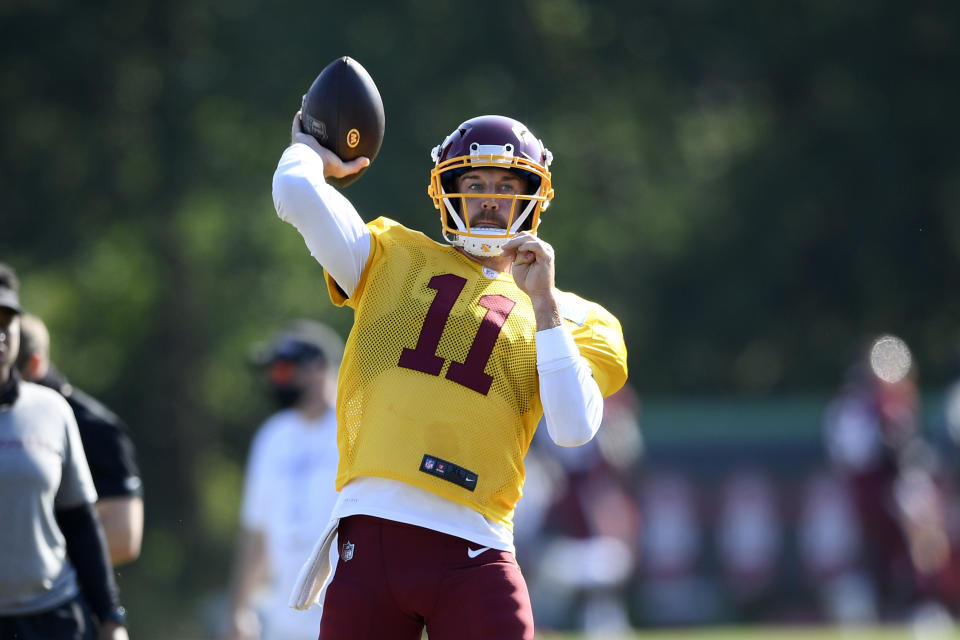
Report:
428,115,554,257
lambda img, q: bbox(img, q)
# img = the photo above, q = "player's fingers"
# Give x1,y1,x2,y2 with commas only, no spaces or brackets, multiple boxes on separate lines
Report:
292,111,303,139
504,233,554,260
513,250,536,266
506,239,549,262
347,156,371,171
330,156,370,178
501,232,534,253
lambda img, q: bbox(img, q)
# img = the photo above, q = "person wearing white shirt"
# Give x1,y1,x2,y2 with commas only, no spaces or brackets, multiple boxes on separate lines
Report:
222,320,343,640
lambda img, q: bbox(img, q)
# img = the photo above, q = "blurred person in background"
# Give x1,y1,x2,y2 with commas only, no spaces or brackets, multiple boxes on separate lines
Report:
0,263,128,640
635,471,714,626
797,471,870,624
942,347,960,456
274,108,627,640
222,320,343,640
16,314,143,566
823,334,957,623
939,348,960,613
714,468,783,622
522,385,642,636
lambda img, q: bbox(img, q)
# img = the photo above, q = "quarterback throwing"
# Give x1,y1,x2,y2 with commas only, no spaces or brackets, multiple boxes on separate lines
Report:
272,111,628,640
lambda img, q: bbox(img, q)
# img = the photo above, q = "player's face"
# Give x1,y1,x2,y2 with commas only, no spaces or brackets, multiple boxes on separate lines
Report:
0,309,20,379
454,168,528,230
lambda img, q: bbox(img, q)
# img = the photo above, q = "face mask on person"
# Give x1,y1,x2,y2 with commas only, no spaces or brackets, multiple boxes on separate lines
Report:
266,359,305,409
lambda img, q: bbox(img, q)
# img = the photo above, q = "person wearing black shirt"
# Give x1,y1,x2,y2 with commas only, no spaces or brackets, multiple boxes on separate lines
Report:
17,313,143,566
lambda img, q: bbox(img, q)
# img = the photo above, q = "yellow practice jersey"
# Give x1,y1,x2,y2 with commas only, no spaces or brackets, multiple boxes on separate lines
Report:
325,218,628,527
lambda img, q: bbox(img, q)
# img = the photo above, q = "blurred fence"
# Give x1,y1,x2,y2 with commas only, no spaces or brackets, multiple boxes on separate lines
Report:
514,389,960,635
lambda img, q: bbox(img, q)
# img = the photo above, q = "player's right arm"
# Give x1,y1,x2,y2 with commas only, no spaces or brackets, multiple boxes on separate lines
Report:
272,111,372,297
73,396,144,566
95,497,143,565
221,424,275,640
221,526,268,640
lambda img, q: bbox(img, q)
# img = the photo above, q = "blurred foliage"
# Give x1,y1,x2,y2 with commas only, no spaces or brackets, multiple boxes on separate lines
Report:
1,0,958,637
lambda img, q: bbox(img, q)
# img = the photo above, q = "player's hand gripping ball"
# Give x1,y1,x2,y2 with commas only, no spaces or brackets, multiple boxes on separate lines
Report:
300,56,385,188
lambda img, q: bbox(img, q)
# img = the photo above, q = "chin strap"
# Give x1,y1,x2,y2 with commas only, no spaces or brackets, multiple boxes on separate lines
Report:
454,235,509,257
448,228,535,257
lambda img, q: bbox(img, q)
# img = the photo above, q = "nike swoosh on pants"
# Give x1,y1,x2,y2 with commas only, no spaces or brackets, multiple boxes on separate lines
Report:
467,546,490,558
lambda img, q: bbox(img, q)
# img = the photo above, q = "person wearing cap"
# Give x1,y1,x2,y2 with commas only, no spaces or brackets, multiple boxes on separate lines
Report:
222,319,343,640
0,263,128,640
16,313,144,566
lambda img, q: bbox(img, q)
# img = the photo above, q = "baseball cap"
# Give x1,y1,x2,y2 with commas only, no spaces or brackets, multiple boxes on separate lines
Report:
0,263,21,314
0,287,19,314
250,319,344,368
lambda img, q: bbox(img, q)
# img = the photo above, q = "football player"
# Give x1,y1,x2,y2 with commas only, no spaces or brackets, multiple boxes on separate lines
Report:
272,113,628,640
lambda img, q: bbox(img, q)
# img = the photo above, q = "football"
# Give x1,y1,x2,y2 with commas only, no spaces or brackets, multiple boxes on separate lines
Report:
300,56,385,188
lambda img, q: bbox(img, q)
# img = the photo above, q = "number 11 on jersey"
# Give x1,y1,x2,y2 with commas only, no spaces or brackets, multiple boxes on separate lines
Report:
398,273,516,395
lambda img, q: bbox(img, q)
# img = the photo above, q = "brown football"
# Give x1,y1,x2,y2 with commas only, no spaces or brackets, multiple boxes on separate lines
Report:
300,56,385,188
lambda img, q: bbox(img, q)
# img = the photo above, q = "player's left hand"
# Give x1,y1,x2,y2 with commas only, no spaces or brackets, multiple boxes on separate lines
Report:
502,232,555,301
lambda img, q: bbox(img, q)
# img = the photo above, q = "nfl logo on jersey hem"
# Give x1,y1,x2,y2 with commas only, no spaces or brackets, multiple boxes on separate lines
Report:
419,454,479,492
341,541,355,562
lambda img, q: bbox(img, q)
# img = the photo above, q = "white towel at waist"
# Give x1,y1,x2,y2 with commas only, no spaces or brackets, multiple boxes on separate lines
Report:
289,518,339,611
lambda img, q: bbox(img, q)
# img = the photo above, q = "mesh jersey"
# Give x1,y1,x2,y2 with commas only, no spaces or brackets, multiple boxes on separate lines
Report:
325,217,628,527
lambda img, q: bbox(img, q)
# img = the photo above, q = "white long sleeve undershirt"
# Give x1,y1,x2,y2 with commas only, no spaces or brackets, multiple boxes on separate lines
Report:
272,143,370,299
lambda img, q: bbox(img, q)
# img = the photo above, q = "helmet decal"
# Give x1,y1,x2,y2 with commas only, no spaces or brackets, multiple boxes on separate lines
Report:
470,142,514,162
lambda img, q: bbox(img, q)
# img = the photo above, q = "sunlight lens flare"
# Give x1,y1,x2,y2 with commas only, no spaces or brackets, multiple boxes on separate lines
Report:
869,335,912,383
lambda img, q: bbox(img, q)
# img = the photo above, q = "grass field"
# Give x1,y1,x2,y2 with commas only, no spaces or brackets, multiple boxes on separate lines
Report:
535,626,960,640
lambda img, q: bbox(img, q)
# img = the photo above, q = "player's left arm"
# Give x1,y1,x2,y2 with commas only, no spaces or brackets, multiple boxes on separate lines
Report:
503,234,628,447
536,302,627,446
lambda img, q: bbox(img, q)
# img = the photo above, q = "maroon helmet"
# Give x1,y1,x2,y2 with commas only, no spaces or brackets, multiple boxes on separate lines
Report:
427,115,554,256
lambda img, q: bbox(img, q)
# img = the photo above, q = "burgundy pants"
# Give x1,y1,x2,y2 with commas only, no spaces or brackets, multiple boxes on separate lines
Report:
317,515,535,640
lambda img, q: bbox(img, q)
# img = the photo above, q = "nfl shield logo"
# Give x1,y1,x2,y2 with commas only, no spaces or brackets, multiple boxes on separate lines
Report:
424,458,435,470
341,541,355,562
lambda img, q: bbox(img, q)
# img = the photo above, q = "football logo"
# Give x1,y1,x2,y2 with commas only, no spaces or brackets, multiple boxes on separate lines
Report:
341,541,355,562
346,128,360,148
307,119,328,141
